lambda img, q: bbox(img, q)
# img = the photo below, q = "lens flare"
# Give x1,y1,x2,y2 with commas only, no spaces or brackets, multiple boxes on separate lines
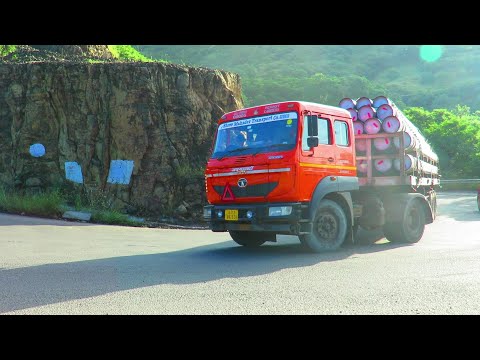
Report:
419,45,443,62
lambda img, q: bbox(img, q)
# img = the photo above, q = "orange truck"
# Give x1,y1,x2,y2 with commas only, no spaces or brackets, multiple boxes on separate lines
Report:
203,101,440,252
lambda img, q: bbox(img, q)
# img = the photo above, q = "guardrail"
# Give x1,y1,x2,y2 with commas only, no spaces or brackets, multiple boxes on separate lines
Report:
441,179,480,184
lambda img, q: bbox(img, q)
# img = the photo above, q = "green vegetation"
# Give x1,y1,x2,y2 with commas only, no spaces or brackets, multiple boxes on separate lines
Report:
0,44,164,63
0,45,16,56
405,106,480,179
438,183,480,192
137,45,480,180
245,72,389,108
0,185,145,226
90,209,141,226
136,45,480,111
108,45,160,62
0,187,63,217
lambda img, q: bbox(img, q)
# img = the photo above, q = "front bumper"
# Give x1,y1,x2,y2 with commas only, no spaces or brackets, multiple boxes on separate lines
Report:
203,202,311,235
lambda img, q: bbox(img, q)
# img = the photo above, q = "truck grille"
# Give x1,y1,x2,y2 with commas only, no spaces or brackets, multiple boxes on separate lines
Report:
233,156,249,165
214,182,278,198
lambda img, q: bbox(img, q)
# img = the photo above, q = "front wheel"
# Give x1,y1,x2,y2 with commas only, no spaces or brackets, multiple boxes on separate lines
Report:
383,199,426,243
229,230,269,248
300,199,348,253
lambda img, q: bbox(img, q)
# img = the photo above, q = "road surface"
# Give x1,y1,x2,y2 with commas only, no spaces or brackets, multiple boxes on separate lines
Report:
1,191,479,314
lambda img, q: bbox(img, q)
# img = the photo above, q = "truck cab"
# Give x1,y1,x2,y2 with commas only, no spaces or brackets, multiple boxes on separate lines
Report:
203,101,360,251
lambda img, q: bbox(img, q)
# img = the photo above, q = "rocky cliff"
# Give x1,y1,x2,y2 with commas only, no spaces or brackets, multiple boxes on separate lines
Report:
0,49,243,220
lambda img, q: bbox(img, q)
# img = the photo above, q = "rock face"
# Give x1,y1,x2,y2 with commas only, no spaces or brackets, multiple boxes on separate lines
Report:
0,61,243,219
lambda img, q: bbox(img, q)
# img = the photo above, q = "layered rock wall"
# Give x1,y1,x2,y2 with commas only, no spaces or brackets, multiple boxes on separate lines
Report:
0,61,243,218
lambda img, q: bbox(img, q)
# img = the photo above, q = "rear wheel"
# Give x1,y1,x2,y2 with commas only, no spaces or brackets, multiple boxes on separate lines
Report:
300,199,347,253
229,231,268,248
383,199,425,243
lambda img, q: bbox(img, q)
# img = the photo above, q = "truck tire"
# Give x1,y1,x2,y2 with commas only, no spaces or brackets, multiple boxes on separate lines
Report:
229,231,268,248
300,199,347,252
383,199,426,243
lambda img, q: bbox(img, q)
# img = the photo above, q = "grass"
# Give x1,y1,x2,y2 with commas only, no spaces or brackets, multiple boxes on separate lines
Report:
90,209,142,227
0,187,64,217
0,179,474,227
0,186,145,227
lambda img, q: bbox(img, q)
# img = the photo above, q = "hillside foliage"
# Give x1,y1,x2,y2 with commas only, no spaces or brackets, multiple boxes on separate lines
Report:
136,45,480,179
136,45,480,111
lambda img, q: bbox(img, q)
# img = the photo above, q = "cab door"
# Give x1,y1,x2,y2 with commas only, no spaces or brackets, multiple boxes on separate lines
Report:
298,113,336,199
333,118,356,177
300,113,336,168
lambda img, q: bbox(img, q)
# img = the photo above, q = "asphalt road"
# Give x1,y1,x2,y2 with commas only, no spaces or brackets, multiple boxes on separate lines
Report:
1,191,479,315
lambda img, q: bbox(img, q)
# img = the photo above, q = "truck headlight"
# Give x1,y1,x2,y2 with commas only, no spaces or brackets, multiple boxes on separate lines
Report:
268,206,292,217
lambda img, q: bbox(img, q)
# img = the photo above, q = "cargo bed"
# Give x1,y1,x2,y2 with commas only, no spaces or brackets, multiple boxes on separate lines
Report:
355,132,440,187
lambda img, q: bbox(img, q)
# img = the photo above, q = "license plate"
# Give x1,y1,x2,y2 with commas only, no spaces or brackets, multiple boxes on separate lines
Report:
225,209,238,221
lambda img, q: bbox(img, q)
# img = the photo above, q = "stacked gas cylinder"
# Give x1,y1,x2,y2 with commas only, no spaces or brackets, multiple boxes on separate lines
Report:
338,96,439,177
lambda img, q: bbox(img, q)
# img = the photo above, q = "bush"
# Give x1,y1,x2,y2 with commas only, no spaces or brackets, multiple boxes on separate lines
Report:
107,45,155,62
0,45,16,57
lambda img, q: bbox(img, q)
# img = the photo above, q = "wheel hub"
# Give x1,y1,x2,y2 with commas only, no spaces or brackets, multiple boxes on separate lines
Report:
406,208,421,235
315,213,338,242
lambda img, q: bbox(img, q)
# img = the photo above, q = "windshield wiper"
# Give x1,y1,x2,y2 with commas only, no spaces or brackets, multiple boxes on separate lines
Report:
217,147,248,160
267,143,291,150
251,143,291,157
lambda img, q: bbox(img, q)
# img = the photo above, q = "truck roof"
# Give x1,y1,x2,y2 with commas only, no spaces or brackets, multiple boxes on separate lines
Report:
295,101,352,117
222,100,351,121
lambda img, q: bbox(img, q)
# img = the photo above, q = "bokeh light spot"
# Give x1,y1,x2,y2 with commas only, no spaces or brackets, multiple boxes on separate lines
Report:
419,45,443,62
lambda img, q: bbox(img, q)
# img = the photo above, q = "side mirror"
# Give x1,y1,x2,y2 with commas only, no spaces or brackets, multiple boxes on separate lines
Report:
307,115,318,137
307,137,319,148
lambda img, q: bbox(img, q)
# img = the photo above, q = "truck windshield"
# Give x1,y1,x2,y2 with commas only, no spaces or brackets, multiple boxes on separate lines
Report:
211,111,298,159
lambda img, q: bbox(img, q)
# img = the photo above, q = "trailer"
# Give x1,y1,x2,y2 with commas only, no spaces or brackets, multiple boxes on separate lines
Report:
203,100,440,252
